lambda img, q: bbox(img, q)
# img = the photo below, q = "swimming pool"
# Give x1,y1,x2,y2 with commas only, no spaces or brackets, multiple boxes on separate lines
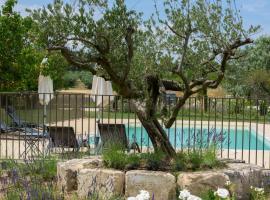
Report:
123,126,270,150
87,126,270,150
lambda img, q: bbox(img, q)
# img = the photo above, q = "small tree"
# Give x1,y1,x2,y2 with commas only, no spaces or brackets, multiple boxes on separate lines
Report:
30,0,257,157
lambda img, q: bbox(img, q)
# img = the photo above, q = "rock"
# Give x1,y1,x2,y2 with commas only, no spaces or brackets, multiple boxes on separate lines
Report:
57,156,102,192
77,168,125,199
223,163,263,200
177,163,264,200
177,171,229,197
125,170,176,200
261,169,270,192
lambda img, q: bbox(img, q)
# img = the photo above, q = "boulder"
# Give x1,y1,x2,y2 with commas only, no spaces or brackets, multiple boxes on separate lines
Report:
77,168,125,199
125,170,176,200
261,169,270,192
177,163,264,200
57,156,102,192
223,163,263,200
177,171,229,196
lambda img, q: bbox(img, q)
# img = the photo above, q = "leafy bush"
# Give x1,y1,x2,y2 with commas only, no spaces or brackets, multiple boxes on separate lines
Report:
126,154,141,170
143,151,166,171
201,146,219,169
172,146,222,171
6,181,63,200
102,144,128,170
63,71,78,88
200,190,216,200
250,186,266,200
0,157,61,200
5,158,58,182
187,150,203,170
63,70,93,89
79,71,93,89
172,152,187,171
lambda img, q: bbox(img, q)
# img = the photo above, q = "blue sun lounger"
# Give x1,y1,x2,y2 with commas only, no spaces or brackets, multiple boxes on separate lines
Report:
5,106,40,128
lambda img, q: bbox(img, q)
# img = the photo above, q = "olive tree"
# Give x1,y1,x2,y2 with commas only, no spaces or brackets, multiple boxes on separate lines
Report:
30,0,256,157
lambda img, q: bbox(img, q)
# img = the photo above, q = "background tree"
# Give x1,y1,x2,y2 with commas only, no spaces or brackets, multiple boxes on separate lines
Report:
0,0,69,91
0,0,28,90
30,0,256,157
224,36,270,98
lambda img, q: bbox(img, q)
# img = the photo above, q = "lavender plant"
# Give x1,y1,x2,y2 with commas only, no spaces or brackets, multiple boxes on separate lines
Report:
0,157,62,200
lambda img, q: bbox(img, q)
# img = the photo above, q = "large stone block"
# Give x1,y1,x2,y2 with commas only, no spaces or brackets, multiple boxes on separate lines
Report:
57,156,103,192
177,171,229,196
262,169,270,193
223,163,263,200
177,163,264,200
125,170,176,200
77,168,125,199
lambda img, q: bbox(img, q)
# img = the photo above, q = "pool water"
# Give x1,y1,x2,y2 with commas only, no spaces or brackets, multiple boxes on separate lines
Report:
87,126,270,150
124,126,270,150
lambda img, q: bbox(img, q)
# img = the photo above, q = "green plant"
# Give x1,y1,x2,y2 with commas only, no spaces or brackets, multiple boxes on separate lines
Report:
63,71,79,88
1,159,62,200
126,154,141,170
14,158,57,182
201,190,216,200
250,186,266,200
187,151,203,170
202,146,220,169
5,188,21,200
5,181,63,200
143,151,166,171
102,144,127,170
172,152,187,171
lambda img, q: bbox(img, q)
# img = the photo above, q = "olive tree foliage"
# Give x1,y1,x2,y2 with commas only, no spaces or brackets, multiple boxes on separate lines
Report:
30,0,256,157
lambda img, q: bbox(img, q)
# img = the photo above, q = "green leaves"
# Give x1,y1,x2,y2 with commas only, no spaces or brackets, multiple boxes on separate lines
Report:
29,0,254,116
0,0,28,91
224,36,270,98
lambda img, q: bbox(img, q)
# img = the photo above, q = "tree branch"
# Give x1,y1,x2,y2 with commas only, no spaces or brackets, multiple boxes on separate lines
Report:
163,38,253,128
47,46,97,74
123,26,135,80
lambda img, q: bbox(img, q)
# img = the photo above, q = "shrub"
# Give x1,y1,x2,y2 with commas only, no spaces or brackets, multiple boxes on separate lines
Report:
250,186,266,200
126,154,141,170
187,150,203,170
143,151,166,171
0,158,62,200
102,144,127,170
172,152,187,171
11,157,58,182
63,71,78,88
200,190,216,200
6,180,63,200
201,146,219,169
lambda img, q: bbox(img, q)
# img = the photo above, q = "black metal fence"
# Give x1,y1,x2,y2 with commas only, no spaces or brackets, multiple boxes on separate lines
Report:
0,92,269,168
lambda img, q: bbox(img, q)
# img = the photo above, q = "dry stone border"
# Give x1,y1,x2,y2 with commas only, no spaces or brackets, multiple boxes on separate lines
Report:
125,170,176,200
57,156,103,192
57,157,268,200
77,168,125,199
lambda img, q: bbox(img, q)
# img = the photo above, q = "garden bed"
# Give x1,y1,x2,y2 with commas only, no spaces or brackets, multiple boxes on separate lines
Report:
57,156,270,200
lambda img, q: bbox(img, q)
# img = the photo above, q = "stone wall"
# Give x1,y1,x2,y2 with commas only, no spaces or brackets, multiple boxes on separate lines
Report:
57,157,269,200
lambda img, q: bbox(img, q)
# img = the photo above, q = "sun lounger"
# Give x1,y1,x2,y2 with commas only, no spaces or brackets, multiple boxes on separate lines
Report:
5,106,39,128
97,123,141,153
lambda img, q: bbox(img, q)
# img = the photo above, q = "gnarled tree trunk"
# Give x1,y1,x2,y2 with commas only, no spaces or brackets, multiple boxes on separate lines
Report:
132,99,176,158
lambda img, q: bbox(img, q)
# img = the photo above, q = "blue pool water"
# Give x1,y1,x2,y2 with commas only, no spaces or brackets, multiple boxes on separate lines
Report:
88,126,270,150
